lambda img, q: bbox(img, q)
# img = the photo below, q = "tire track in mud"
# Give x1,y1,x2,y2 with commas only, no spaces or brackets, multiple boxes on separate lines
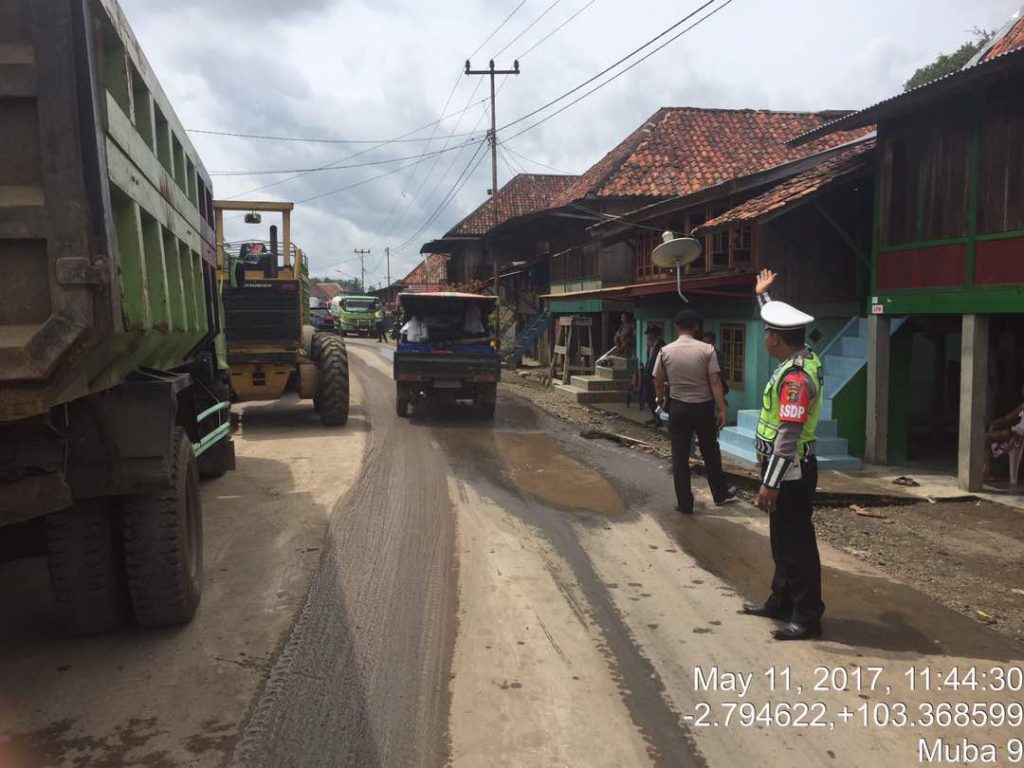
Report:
230,348,457,768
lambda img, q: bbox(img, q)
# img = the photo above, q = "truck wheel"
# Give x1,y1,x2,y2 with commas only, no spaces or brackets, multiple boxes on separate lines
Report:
396,384,410,418
476,383,497,420
198,436,235,479
122,428,203,627
318,335,350,427
45,499,128,636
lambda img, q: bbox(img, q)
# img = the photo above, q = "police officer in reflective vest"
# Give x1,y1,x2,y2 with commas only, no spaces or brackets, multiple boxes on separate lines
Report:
741,268,825,641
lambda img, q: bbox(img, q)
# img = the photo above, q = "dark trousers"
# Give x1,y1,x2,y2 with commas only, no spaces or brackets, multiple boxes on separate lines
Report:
667,399,729,512
375,322,385,342
763,456,824,625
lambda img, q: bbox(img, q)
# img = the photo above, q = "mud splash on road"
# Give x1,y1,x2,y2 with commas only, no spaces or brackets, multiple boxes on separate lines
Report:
498,432,625,516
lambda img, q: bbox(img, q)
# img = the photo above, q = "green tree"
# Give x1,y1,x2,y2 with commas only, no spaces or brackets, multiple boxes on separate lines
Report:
904,29,992,91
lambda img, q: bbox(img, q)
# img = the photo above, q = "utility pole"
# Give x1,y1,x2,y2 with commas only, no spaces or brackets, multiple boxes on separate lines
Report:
353,248,371,293
465,59,520,201
385,247,391,293
464,58,520,335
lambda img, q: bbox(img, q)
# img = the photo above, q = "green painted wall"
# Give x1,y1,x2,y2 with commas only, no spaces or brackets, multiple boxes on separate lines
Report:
831,327,911,461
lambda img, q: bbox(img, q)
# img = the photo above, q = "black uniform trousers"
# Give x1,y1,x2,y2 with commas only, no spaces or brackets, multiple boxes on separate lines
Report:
667,399,730,513
762,456,824,625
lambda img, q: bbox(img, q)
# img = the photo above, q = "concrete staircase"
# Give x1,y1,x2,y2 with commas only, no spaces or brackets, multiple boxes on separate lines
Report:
554,355,634,404
719,410,861,470
718,316,905,472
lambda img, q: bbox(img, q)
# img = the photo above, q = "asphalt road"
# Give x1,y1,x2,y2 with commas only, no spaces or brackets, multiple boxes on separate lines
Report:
1,338,1022,768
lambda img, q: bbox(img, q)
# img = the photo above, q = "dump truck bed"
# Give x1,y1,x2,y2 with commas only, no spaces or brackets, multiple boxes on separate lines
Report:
0,0,217,422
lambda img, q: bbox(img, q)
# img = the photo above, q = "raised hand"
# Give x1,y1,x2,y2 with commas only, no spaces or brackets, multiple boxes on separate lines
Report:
755,268,777,295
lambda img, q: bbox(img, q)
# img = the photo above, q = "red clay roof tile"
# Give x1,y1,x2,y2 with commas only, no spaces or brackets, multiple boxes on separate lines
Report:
446,173,578,237
693,139,875,234
553,107,868,207
982,14,1024,61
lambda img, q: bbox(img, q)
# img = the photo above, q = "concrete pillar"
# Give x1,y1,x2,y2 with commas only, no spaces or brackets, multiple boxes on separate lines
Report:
865,315,891,464
958,314,989,491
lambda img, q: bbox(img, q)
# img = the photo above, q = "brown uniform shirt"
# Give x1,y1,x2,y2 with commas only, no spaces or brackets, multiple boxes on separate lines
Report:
652,335,720,403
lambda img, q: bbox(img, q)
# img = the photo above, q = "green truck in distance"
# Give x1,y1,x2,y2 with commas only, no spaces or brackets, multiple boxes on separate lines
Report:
331,294,383,337
0,0,233,634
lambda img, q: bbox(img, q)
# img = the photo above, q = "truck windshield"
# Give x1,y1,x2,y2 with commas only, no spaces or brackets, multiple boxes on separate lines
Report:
342,299,375,312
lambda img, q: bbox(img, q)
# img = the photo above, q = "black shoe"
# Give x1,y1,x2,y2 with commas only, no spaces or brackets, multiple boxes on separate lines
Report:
772,621,823,641
675,505,694,515
715,486,738,505
740,602,787,620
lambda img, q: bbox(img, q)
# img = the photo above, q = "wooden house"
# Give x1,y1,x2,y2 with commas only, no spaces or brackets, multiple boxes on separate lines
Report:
792,12,1024,489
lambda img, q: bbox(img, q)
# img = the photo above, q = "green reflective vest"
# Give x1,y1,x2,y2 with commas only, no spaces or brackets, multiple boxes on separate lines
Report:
755,349,824,459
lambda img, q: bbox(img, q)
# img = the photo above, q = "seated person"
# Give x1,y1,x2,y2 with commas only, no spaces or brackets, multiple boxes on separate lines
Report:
400,315,429,343
984,386,1024,481
613,313,635,357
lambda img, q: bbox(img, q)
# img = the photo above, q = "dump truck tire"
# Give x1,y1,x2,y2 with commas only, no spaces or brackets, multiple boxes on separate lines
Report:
122,428,203,627
45,499,128,636
318,335,350,427
396,384,410,418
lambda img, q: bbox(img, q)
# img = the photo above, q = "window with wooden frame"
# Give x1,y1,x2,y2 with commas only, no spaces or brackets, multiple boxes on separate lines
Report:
719,323,745,390
635,229,660,279
731,225,753,264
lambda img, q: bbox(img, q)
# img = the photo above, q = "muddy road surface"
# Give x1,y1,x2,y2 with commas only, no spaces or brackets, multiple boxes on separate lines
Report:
1,338,1022,768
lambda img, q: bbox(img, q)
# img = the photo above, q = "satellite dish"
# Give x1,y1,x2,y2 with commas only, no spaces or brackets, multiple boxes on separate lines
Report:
651,232,701,302
651,232,702,269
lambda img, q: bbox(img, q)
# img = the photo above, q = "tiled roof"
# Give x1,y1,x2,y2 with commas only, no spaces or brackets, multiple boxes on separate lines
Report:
446,174,578,237
401,253,449,285
552,108,867,207
981,13,1024,61
694,139,875,235
310,282,342,300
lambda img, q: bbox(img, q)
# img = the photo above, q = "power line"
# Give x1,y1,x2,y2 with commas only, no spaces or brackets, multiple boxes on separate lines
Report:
376,1,527,244
497,145,521,178
501,0,721,132
209,136,484,177
468,0,529,60
222,99,490,200
504,0,736,142
518,0,599,58
501,142,574,174
186,118,485,145
398,140,490,250
494,0,563,58
382,81,488,245
297,139,488,205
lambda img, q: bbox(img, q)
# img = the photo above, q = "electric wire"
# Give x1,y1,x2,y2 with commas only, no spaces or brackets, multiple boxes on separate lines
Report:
503,0,736,142
517,0,599,59
493,0,562,58
209,136,484,177
501,142,574,174
501,0,722,132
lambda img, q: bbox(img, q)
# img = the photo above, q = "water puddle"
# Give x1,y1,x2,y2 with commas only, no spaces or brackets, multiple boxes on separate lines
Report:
496,432,625,515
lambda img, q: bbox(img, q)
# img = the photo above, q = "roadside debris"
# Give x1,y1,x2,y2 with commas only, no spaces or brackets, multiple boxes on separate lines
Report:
892,476,920,487
850,504,887,519
975,610,998,625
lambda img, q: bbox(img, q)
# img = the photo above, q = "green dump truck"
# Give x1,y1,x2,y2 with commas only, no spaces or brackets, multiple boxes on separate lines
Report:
0,0,234,634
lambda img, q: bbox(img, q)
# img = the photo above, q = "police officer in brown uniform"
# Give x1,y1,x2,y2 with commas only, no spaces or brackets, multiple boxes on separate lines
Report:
653,309,736,514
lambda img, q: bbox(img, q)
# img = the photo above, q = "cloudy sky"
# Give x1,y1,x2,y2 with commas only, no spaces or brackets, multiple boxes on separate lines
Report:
120,0,1019,285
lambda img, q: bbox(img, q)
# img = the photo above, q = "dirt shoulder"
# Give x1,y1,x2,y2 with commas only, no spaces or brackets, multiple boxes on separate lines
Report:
502,375,1024,649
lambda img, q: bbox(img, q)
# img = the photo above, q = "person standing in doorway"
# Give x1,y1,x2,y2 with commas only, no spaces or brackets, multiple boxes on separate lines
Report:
653,310,736,514
642,324,666,427
741,268,826,641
